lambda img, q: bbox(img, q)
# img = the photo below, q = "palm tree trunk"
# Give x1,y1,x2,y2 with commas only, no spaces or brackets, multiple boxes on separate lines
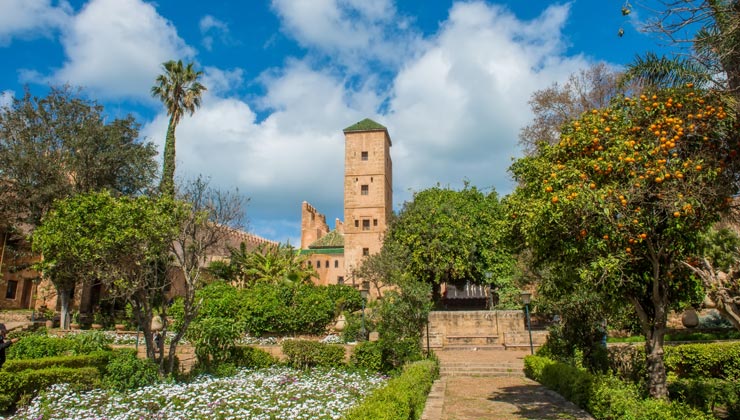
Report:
159,117,177,197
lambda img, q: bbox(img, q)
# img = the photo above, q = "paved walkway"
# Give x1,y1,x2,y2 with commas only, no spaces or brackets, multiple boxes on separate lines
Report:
422,350,593,420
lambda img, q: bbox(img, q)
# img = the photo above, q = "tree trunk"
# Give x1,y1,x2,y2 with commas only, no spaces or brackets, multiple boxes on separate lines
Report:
159,119,176,197
58,286,70,330
645,322,669,399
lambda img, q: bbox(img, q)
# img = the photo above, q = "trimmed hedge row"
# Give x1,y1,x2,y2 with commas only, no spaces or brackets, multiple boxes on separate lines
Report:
343,359,439,420
608,341,740,382
524,355,711,420
229,345,278,369
0,367,100,412
2,351,111,373
282,340,346,369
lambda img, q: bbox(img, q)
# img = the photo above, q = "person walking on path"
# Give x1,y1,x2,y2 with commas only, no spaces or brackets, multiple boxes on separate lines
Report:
0,323,19,369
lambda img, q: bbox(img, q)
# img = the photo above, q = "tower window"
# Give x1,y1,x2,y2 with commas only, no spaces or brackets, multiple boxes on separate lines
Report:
373,219,378,226
362,248,370,256
361,185,369,195
317,260,321,268
361,151,368,160
334,260,339,268
354,220,359,227
362,219,370,231
337,276,344,285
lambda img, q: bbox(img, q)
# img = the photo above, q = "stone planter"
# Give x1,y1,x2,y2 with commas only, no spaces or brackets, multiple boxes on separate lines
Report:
334,314,347,331
682,308,699,328
70,323,81,330
91,323,103,330
115,324,126,332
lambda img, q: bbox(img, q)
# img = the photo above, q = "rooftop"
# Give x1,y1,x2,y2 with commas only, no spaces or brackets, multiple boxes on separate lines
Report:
343,118,387,133
308,229,344,249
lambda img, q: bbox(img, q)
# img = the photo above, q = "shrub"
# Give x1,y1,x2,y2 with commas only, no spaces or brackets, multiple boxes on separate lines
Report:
526,355,712,420
187,317,242,365
351,341,383,372
326,284,363,314
7,334,76,359
2,351,111,373
281,340,345,369
0,367,100,411
228,346,277,369
669,378,740,418
343,359,439,420
102,349,159,392
664,342,740,381
67,330,113,354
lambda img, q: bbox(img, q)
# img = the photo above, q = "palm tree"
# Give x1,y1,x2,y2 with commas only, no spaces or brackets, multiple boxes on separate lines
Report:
151,60,207,197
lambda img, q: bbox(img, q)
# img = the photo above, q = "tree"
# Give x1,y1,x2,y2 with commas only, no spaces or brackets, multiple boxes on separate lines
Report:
31,191,182,334
151,60,207,197
384,184,515,303
164,177,244,373
223,242,316,287
0,86,158,230
519,63,625,154
509,84,739,398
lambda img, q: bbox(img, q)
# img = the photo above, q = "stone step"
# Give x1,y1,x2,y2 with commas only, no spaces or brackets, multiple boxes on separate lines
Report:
440,367,524,377
437,344,506,351
441,362,523,368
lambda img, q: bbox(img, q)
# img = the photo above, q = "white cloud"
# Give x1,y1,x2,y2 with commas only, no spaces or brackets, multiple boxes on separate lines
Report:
0,0,71,46
270,0,420,70
199,14,231,51
44,0,193,99
385,2,590,195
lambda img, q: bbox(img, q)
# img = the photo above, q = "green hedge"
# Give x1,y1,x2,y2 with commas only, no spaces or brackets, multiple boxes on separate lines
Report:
229,346,278,369
281,340,346,369
664,342,740,381
102,349,159,392
0,367,100,412
1,351,111,373
524,355,711,420
343,359,439,420
669,378,740,418
351,341,383,372
7,331,112,360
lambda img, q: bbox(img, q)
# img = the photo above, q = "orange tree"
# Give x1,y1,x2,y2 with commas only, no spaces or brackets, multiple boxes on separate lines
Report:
508,84,739,399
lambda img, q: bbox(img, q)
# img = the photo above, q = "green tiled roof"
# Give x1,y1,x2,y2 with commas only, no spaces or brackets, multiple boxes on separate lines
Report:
344,118,386,133
299,248,344,255
308,229,344,249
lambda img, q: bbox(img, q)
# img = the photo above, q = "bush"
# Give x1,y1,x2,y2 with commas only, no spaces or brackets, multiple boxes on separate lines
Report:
2,351,111,373
102,349,160,392
343,359,439,420
281,340,345,369
67,330,113,354
664,342,740,381
525,355,712,420
187,317,242,365
351,341,383,372
669,378,740,417
7,334,76,359
0,367,100,412
228,346,277,369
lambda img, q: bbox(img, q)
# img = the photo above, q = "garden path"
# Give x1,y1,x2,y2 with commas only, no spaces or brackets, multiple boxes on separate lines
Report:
422,349,594,420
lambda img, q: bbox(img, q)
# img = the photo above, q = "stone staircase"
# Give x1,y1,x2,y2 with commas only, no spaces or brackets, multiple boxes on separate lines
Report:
436,349,526,378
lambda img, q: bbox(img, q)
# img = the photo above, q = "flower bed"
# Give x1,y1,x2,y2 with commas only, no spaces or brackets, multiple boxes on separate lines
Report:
10,367,387,420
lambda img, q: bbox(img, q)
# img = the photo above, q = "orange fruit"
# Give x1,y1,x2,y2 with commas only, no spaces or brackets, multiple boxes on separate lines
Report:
674,211,681,218
551,196,559,204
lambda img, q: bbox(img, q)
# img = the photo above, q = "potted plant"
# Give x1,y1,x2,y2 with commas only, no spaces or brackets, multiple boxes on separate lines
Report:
43,308,55,329
70,311,81,329
91,311,104,330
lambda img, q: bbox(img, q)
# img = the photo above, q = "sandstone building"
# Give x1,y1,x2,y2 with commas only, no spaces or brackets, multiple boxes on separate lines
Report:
300,118,392,293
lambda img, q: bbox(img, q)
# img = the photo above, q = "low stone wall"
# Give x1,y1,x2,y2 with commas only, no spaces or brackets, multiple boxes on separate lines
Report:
424,310,548,349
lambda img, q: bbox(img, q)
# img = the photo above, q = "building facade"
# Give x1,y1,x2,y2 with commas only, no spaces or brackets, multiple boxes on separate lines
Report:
300,118,393,293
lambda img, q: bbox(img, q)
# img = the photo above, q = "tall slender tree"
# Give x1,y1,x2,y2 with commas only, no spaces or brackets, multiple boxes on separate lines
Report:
151,60,207,197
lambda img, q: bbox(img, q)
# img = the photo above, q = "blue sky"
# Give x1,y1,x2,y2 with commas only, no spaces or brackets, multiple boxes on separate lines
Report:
1,0,672,244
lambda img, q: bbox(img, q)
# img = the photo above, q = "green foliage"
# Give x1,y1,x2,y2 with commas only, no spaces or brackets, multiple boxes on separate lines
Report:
343,360,439,420
227,346,277,369
7,334,76,359
326,284,364,314
219,242,317,287
1,351,111,373
187,317,242,365
664,341,740,380
0,367,100,412
350,341,383,372
669,378,740,418
102,349,159,392
525,355,711,420
385,184,515,294
281,340,345,369
376,280,432,371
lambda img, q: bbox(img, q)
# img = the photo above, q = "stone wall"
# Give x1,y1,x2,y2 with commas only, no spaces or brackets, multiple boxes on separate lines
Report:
424,310,548,349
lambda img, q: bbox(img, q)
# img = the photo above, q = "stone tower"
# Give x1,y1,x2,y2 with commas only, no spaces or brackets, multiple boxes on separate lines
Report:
343,119,392,287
